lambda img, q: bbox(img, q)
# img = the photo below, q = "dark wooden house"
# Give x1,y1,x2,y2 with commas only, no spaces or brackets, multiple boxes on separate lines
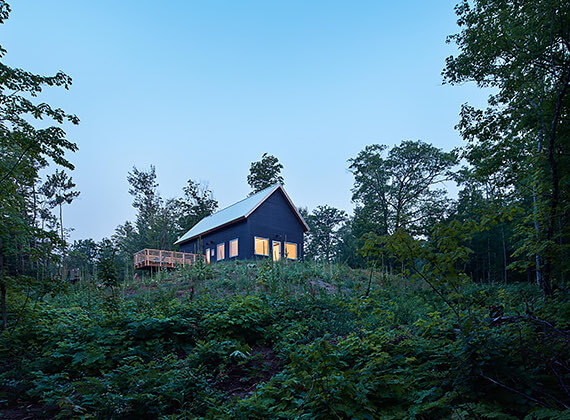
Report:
174,184,309,263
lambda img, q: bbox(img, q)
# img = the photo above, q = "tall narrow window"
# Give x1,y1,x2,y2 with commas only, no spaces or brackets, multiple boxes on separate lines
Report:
254,237,269,256
285,242,297,260
230,239,239,258
217,243,225,261
205,248,211,264
272,241,281,261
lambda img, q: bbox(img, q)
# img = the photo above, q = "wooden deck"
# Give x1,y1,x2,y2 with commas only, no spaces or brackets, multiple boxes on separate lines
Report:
134,248,205,270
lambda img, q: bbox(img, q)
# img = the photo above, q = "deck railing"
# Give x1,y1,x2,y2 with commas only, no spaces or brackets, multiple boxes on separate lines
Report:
134,248,204,270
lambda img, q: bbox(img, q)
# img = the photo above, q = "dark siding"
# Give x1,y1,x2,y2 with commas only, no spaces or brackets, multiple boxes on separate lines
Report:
178,188,305,262
247,188,305,260
179,219,250,261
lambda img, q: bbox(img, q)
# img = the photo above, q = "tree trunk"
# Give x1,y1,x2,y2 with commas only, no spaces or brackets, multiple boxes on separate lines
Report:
59,202,65,282
542,69,568,296
559,217,565,284
501,225,508,285
532,140,543,288
1,282,6,331
1,250,5,331
365,264,374,297
487,235,491,283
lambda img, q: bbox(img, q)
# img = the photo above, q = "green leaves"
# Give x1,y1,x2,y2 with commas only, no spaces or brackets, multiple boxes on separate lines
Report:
0,0,79,330
445,0,570,294
304,205,348,262
348,140,458,238
1,260,568,417
247,153,284,194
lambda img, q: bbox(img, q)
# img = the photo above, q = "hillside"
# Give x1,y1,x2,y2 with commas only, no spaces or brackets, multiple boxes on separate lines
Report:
1,261,568,418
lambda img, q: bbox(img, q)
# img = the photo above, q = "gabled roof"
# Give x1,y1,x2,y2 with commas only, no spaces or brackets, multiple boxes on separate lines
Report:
174,184,309,245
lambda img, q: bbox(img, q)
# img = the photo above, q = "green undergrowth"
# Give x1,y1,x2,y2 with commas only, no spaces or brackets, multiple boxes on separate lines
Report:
1,261,568,418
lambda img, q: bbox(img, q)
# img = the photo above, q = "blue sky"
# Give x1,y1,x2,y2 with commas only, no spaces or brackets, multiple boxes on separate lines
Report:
3,0,488,242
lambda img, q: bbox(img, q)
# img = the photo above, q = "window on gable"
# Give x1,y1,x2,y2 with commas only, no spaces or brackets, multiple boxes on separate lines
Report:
254,237,269,256
285,242,297,260
217,243,225,261
230,239,238,258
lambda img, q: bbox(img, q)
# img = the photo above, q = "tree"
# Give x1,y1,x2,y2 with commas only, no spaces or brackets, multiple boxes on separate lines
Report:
126,165,164,250
127,165,160,220
113,170,219,280
348,140,457,237
334,216,367,268
177,180,218,233
348,144,390,237
0,1,78,330
41,169,80,280
68,239,98,281
247,153,284,194
96,239,119,289
305,205,348,263
112,220,143,281
452,168,521,284
443,0,570,295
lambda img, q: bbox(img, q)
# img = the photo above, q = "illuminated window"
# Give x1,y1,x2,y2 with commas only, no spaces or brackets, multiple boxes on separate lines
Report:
205,248,211,264
254,237,269,256
272,241,281,261
217,243,225,261
230,239,238,258
285,242,297,260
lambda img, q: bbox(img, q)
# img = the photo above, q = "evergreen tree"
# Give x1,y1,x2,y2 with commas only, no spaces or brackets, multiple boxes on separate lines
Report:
41,169,80,280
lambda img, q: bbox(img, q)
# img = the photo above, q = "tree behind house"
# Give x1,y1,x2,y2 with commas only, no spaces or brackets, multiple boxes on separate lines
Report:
305,205,348,263
247,153,284,194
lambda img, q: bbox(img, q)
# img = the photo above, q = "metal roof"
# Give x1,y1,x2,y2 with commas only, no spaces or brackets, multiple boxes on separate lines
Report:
174,183,309,245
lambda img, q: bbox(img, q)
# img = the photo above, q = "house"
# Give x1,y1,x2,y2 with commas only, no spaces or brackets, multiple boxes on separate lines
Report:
174,184,309,262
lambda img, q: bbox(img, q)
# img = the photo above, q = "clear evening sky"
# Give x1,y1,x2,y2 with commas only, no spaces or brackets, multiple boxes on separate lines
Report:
4,1,488,242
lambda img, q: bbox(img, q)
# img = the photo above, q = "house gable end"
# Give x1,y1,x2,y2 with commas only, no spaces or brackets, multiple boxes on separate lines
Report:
246,185,309,232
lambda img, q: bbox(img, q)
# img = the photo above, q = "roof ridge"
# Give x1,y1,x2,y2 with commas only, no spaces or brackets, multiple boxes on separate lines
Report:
210,183,277,216
173,183,282,245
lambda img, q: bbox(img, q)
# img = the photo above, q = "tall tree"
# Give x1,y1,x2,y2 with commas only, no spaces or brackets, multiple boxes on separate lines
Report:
452,168,521,284
247,153,284,194
0,1,78,329
349,140,457,237
126,165,163,250
113,171,219,280
305,205,348,263
334,216,367,268
443,0,570,294
127,165,160,220
348,144,390,237
177,180,218,233
41,169,80,280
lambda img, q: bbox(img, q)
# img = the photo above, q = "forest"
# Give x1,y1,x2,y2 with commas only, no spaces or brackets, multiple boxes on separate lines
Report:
0,0,569,418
